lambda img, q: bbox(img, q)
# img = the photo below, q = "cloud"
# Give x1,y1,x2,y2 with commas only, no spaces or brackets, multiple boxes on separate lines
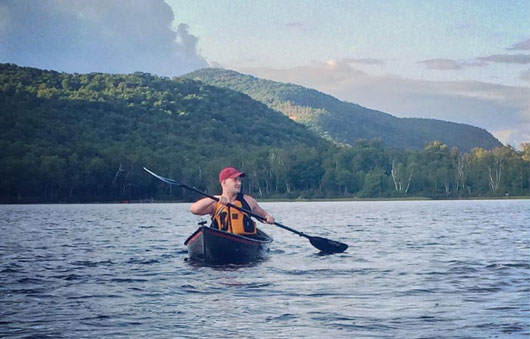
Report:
477,54,530,65
343,58,385,66
239,60,529,146
520,69,530,81
420,54,530,71
507,38,530,51
493,128,530,149
285,22,305,29
0,0,208,76
256,59,365,87
284,22,315,33
208,61,225,69
419,58,463,70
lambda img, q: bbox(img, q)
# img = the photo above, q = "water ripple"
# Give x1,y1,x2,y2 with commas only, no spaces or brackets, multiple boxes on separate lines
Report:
0,200,528,338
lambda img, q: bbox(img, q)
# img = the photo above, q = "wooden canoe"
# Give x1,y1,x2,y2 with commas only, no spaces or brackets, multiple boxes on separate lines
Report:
184,226,273,265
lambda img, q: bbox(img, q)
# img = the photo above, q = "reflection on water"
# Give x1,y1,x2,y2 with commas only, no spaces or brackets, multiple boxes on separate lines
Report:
1,200,529,338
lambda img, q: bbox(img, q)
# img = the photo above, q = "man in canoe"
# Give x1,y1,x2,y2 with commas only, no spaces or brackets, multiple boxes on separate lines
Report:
190,167,275,235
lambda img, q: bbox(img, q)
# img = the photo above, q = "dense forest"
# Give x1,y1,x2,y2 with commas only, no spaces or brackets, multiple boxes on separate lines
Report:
1,63,528,203
185,68,503,152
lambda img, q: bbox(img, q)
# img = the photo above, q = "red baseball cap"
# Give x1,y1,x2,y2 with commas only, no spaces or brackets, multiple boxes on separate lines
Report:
219,167,245,183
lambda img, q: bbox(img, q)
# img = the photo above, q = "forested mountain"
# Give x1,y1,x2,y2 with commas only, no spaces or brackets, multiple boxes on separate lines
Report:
0,63,329,202
184,68,502,151
0,63,528,203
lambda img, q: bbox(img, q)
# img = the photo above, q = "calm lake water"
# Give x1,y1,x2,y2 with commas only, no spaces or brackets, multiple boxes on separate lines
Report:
1,200,529,338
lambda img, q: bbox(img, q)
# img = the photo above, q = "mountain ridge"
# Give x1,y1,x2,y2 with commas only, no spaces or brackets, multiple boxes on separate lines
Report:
0,63,526,203
184,68,502,151
0,63,330,201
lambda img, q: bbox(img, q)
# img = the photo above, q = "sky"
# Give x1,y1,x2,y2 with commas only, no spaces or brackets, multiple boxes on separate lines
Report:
1,0,529,147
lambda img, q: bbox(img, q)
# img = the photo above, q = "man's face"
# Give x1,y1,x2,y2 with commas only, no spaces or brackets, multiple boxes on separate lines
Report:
223,176,242,194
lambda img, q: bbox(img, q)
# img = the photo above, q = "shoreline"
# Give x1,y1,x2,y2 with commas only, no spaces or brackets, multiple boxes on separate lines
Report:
258,195,530,202
1,195,528,205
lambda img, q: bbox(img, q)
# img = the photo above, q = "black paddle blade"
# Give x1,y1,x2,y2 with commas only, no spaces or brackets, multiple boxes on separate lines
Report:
308,236,348,254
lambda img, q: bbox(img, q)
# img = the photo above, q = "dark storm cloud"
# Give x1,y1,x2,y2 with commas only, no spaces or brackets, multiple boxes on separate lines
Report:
0,0,208,76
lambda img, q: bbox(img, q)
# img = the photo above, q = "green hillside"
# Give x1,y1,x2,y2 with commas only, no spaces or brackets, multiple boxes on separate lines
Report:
0,63,328,202
184,68,503,151
1,64,527,203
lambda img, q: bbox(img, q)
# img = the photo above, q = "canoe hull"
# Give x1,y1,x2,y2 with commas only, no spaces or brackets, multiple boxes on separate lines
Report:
184,226,272,265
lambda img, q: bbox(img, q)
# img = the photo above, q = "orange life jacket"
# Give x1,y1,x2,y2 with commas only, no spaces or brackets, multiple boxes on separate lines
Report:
211,193,257,235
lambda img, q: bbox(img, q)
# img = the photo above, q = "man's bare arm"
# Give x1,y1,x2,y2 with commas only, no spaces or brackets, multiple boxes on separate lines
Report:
244,195,275,224
190,197,217,215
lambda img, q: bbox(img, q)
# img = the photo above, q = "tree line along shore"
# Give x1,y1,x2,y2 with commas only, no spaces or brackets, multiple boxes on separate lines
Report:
1,64,528,203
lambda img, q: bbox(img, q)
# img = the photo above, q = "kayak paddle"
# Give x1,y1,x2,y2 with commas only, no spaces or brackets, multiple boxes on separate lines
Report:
143,167,348,254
